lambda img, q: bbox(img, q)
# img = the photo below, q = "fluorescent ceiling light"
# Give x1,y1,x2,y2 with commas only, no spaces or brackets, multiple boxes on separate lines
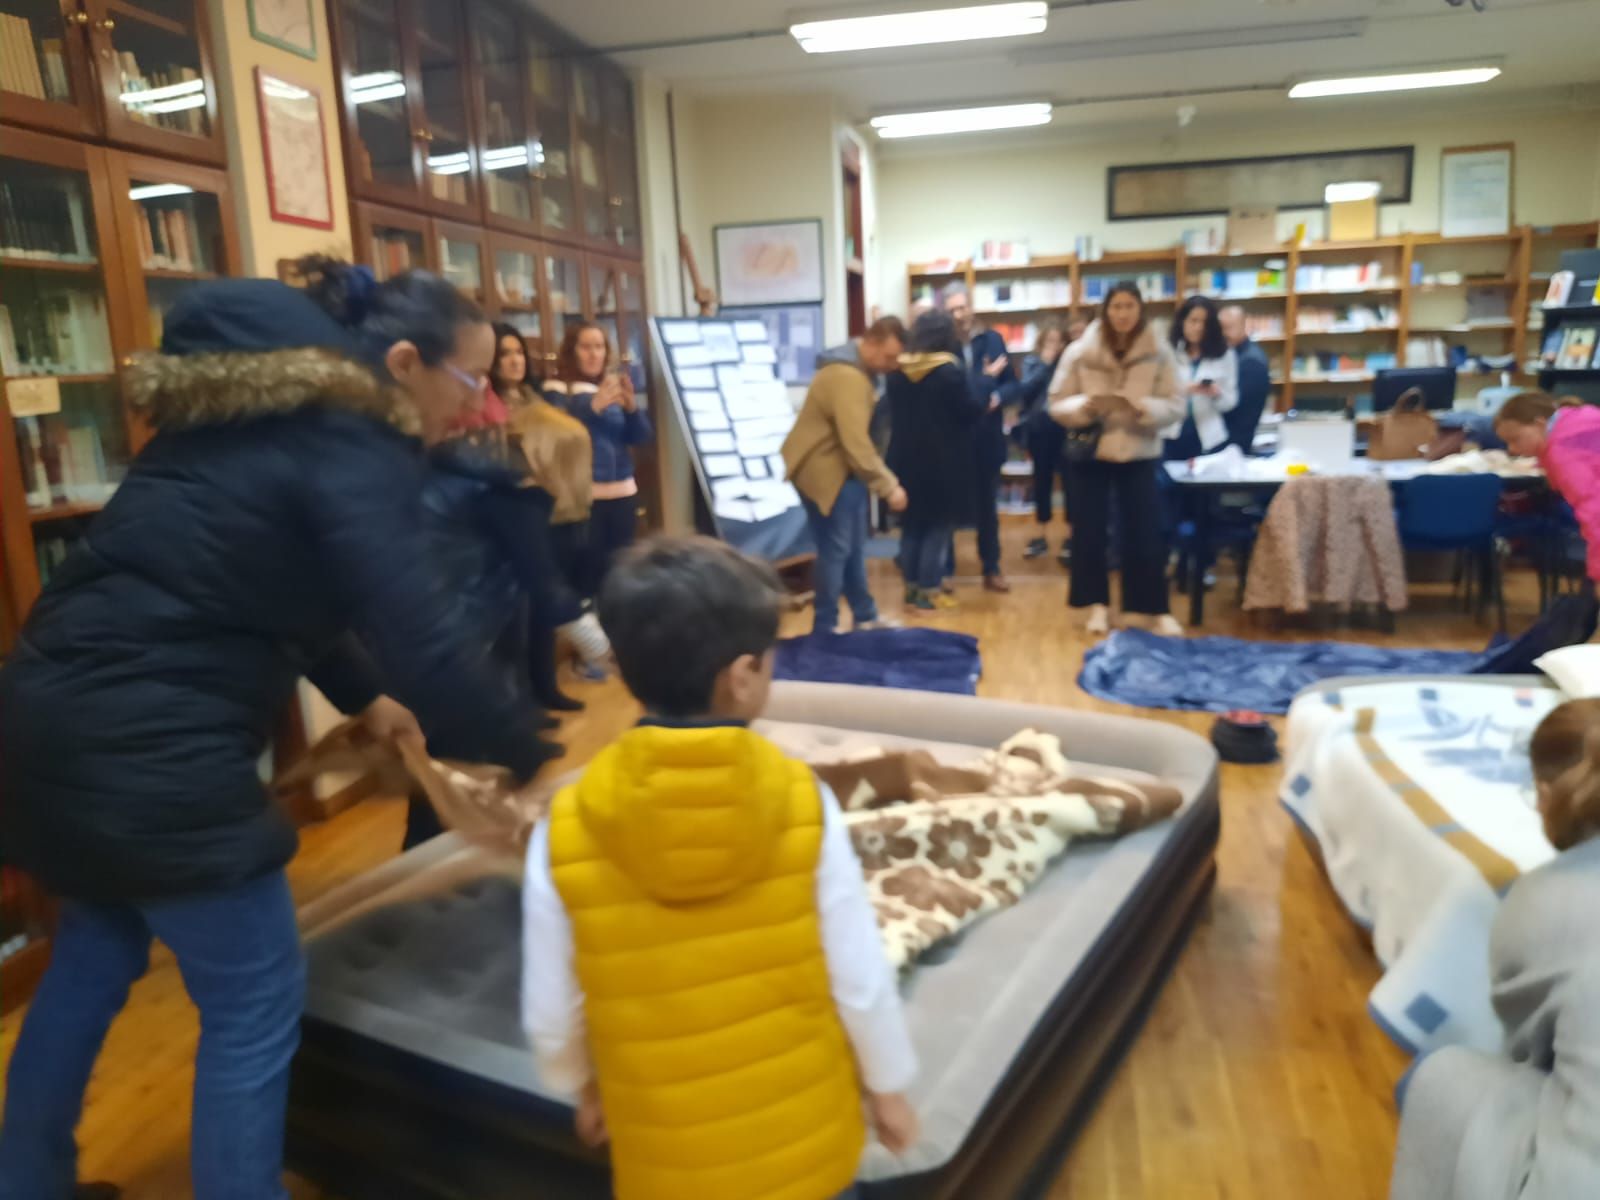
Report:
426,152,471,175
870,101,1052,138
792,3,1046,55
1011,18,1364,65
128,183,194,201
350,70,406,104
349,70,402,90
120,77,205,106
482,146,530,171
1324,181,1381,203
1290,66,1500,99
260,77,311,101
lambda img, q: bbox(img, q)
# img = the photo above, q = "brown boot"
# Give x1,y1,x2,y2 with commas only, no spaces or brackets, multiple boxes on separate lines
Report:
983,574,1011,594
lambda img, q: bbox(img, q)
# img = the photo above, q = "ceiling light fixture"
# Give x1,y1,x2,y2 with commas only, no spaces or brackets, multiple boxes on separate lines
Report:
870,101,1052,139
792,2,1046,55
1289,66,1500,99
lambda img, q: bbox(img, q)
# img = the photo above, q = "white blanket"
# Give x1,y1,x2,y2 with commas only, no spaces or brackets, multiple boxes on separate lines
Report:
1280,678,1558,1055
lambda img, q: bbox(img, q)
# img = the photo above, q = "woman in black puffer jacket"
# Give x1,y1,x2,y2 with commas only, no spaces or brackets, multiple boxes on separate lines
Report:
0,258,552,1200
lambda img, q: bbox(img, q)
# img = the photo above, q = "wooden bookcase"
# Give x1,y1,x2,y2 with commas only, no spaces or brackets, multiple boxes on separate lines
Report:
2,0,238,1011
909,224,1600,412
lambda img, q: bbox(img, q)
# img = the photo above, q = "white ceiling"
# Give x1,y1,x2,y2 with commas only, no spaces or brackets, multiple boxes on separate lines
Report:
525,0,1600,142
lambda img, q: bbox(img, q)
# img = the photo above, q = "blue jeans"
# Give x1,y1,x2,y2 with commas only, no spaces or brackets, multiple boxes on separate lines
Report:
803,478,878,633
902,522,954,590
0,871,305,1200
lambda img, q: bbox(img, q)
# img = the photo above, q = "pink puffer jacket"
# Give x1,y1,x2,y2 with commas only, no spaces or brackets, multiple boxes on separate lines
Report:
1540,404,1600,585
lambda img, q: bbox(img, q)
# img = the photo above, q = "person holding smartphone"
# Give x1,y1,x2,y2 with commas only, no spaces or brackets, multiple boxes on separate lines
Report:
1164,295,1238,461
544,322,653,596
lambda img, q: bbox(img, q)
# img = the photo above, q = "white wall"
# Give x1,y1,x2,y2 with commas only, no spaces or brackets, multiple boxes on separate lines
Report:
874,103,1600,313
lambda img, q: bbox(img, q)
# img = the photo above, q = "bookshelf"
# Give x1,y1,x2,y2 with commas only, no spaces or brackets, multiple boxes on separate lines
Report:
907,225,1600,411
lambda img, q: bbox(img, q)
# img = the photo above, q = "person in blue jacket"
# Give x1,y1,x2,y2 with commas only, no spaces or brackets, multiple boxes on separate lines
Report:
1219,305,1272,453
542,320,652,595
0,258,550,1200
943,289,1016,593
1011,321,1077,562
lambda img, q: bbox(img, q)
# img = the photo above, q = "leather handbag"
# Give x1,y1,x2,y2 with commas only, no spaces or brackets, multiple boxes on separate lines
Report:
1062,421,1103,463
1368,387,1438,461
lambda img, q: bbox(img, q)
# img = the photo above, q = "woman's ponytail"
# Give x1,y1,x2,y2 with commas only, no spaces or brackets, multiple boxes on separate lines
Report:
290,253,483,369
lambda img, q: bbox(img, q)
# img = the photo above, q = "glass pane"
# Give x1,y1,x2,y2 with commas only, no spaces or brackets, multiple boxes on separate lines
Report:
589,265,619,368
474,6,531,224
129,178,223,344
619,270,646,384
528,42,574,233
0,0,76,103
110,0,212,138
368,222,423,282
571,62,600,126
14,383,129,515
438,234,482,298
0,158,98,264
606,134,638,251
494,248,540,343
416,0,471,208
546,253,582,336
579,134,606,240
342,0,413,191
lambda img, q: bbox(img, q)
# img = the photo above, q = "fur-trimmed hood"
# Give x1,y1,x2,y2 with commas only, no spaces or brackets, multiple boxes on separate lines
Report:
125,276,417,434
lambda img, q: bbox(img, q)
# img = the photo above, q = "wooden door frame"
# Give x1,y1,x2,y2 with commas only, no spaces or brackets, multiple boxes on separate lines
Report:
352,198,434,278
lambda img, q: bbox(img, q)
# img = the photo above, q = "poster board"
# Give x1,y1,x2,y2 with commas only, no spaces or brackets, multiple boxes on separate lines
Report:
651,317,812,563
719,303,824,386
1440,144,1513,238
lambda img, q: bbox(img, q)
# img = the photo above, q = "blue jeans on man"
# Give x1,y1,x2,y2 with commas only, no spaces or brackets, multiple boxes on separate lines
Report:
801,477,879,634
0,870,305,1200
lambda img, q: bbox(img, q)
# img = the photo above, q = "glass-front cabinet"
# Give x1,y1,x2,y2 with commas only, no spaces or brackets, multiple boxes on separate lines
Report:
489,233,543,358
473,3,534,232
601,70,639,253
338,0,417,204
570,60,608,244
526,27,576,240
435,219,487,303
0,0,224,162
412,0,475,218
542,248,585,370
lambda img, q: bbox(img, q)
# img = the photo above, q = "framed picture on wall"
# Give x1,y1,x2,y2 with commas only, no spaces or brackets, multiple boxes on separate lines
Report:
714,220,825,306
1440,143,1513,238
255,68,334,230
720,303,825,386
248,0,318,60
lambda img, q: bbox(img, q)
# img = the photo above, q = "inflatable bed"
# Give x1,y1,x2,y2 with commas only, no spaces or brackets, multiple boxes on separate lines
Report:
1281,673,1560,1056
284,682,1220,1199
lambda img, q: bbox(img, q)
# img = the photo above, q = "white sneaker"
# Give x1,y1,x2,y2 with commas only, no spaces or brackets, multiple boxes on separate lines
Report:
1084,604,1110,636
1152,615,1185,637
856,617,903,632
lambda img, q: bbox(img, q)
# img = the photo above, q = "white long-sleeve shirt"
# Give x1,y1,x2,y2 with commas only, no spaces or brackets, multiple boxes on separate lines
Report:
521,782,918,1096
1169,347,1240,452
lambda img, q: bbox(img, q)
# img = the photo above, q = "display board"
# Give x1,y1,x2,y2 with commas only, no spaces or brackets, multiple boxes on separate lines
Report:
651,316,813,563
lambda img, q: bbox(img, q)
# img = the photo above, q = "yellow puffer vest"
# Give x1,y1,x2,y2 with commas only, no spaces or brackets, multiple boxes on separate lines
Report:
547,723,865,1200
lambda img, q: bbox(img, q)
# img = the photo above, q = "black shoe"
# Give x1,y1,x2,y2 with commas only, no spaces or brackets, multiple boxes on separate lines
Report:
1057,545,1072,567
74,1185,122,1200
540,691,585,713
1023,537,1049,560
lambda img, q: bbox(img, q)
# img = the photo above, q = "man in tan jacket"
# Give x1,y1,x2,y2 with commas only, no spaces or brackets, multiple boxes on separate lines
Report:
783,317,908,634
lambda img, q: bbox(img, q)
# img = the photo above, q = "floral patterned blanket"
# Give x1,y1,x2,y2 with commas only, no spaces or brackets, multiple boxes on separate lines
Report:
279,727,1180,970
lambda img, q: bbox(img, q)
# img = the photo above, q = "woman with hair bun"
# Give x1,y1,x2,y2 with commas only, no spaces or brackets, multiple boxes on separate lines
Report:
1494,390,1600,597
0,256,552,1200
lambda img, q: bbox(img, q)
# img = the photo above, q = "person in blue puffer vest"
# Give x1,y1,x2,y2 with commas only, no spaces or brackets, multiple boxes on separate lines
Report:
542,321,652,595
0,256,551,1200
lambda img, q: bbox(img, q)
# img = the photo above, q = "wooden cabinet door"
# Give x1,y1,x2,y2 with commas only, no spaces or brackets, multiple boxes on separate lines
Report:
353,198,431,281
334,0,424,209
470,2,537,237
538,243,585,376
600,67,640,256
0,0,103,138
410,0,477,221
433,217,488,305
84,0,225,165
0,127,136,624
568,59,609,248
525,26,577,244
486,231,545,364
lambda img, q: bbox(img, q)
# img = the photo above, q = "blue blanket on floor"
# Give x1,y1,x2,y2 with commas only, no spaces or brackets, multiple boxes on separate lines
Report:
775,629,981,695
1079,630,1485,715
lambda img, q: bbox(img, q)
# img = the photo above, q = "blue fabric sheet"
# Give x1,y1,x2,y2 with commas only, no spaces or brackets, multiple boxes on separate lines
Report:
774,628,981,695
1078,629,1485,715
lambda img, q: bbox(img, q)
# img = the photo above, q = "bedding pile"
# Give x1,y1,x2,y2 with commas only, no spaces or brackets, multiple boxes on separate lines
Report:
282,725,1179,969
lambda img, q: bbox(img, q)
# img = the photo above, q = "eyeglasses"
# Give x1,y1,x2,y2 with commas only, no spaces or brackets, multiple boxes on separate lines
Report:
442,363,488,394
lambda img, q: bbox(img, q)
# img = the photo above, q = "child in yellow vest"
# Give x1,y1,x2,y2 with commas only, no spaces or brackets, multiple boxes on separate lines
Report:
522,536,918,1200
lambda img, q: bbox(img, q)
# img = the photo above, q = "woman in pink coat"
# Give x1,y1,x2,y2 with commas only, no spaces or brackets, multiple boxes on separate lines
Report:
1496,392,1600,596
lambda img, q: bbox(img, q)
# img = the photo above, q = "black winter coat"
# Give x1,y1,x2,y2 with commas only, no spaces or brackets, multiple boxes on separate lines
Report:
885,357,985,530
0,280,549,902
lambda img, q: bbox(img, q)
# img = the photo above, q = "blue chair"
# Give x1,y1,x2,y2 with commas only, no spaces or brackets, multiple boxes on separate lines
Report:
1397,474,1506,629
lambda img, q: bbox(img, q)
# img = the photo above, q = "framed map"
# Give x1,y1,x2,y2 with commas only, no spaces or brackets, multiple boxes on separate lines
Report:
714,219,825,306
255,69,334,230
249,0,318,60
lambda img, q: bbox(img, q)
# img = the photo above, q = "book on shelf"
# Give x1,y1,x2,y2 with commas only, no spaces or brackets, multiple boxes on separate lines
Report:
1194,265,1286,299
117,54,205,135
973,277,1070,311
973,240,1029,268
1555,326,1597,370
0,179,93,262
0,13,50,101
1464,287,1511,324
1406,336,1452,368
1080,272,1174,303
1543,271,1574,308
138,204,205,272
1295,303,1395,333
0,292,113,375
1294,261,1388,292
371,233,416,281
18,415,116,510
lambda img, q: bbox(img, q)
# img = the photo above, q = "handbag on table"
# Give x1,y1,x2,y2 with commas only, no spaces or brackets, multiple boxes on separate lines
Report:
1368,387,1439,461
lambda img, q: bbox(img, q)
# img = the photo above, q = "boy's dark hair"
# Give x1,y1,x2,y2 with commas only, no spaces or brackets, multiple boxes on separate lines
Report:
865,315,907,345
598,536,784,716
908,309,961,356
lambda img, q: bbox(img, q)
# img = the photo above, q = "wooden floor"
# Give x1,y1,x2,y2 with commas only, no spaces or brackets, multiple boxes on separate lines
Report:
3,519,1523,1199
